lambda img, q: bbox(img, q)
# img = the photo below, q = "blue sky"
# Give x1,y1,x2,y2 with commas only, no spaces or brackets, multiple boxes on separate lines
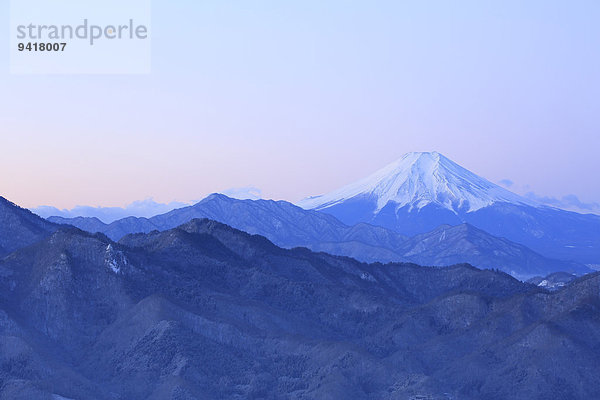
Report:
1,0,599,209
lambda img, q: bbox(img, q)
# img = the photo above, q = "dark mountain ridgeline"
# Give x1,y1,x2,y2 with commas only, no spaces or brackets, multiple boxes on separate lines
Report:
50,193,411,263
48,194,590,279
398,223,590,279
0,219,598,399
0,196,58,257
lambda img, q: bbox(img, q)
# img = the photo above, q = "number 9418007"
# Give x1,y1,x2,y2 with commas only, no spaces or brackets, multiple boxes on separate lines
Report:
18,42,67,52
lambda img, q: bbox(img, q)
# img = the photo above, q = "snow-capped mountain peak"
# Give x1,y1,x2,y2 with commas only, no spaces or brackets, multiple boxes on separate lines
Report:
299,152,536,214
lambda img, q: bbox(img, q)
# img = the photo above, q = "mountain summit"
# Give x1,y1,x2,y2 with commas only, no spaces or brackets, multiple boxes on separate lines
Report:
299,151,535,214
0,196,58,257
296,152,600,264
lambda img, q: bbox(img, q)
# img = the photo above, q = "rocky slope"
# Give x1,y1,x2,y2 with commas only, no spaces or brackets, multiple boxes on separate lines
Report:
527,271,578,290
0,196,58,257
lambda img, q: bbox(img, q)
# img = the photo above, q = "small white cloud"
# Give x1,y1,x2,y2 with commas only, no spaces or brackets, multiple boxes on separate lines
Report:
220,186,262,201
30,198,191,223
496,178,599,215
524,192,600,215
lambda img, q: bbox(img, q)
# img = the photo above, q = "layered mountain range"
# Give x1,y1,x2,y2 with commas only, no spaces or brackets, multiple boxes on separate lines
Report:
41,152,599,279
1,217,599,399
1,153,600,399
46,192,592,279
299,152,600,264
41,196,581,279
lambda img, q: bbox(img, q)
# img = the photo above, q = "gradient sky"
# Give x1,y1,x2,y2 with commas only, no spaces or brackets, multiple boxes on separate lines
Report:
1,0,599,209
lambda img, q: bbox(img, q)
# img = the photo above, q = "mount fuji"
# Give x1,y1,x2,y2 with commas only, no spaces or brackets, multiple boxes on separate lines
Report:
299,152,600,265
300,152,536,214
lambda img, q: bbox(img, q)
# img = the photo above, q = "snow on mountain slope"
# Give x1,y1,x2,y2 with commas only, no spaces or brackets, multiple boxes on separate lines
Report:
299,152,537,214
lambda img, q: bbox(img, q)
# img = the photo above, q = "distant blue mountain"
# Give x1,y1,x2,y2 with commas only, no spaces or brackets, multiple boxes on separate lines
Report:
299,152,600,265
48,194,409,264
46,194,590,279
396,223,590,280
